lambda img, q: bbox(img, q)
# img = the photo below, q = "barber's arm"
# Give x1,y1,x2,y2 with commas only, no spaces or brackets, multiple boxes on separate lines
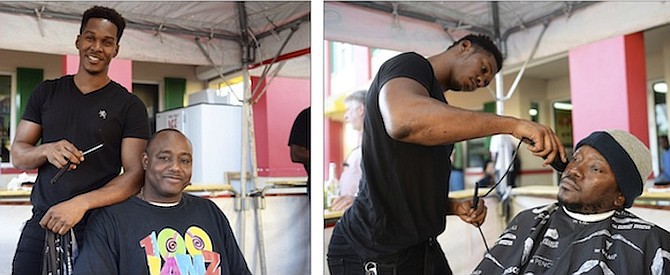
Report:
11,120,83,170
40,137,147,235
378,78,567,165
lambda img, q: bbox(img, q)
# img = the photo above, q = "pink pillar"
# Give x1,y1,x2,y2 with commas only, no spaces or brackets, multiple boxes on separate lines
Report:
62,55,133,92
252,76,310,177
568,33,649,147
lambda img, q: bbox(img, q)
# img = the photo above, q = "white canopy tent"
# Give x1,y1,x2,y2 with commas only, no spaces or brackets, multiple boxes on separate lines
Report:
0,2,310,274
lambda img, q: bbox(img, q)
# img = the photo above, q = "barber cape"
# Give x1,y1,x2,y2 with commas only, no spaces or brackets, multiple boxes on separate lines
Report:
472,203,670,275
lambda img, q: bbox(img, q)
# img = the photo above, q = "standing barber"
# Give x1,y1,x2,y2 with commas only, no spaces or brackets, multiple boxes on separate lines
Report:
11,6,149,274
327,34,566,274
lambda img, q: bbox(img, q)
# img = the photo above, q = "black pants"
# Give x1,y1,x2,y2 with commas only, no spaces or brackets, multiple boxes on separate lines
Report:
12,209,86,275
12,210,46,275
327,227,452,275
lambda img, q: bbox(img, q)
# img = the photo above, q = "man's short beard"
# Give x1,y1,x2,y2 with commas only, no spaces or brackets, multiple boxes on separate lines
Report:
558,198,611,214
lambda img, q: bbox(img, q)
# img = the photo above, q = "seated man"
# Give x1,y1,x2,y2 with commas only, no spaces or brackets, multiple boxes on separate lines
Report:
473,129,670,275
74,129,251,275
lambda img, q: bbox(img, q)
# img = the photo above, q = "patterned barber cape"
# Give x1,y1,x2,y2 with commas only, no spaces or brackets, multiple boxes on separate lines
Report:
472,203,670,275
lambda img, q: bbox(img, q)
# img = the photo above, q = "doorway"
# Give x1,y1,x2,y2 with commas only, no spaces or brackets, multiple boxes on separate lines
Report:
132,83,159,134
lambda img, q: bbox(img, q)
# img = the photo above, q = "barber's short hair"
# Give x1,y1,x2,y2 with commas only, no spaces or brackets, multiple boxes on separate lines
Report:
345,90,367,106
448,34,503,72
80,6,126,42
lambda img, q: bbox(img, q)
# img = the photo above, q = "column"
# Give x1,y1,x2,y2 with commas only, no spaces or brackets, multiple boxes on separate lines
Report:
568,32,649,146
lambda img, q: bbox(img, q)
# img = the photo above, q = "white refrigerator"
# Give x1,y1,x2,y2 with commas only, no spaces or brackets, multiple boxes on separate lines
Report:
156,103,243,185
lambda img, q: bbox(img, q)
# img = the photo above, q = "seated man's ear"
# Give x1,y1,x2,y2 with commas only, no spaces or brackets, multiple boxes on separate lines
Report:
142,153,149,170
613,193,626,208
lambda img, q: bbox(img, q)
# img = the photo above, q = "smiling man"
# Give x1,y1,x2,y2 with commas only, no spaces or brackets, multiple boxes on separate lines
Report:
472,129,670,275
10,6,150,274
74,129,251,275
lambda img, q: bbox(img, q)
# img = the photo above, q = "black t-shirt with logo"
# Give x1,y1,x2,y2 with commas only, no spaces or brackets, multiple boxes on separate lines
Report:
23,75,150,214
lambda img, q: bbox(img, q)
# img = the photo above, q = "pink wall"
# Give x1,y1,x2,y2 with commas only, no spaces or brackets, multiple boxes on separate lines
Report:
62,54,133,92
253,76,310,177
568,33,649,146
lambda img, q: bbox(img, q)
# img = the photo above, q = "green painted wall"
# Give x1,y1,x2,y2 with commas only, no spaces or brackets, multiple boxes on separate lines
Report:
164,77,186,110
16,68,44,126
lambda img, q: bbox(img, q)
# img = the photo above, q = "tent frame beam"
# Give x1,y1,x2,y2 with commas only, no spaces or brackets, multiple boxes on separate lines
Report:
0,4,309,43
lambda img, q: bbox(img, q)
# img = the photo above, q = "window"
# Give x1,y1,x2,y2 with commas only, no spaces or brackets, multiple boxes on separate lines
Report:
529,102,539,122
330,41,354,75
466,137,489,169
653,81,668,136
653,80,668,173
553,100,574,149
465,101,496,169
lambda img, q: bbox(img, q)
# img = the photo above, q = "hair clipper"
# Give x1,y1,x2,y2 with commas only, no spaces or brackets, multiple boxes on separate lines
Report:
522,138,568,172
547,156,568,172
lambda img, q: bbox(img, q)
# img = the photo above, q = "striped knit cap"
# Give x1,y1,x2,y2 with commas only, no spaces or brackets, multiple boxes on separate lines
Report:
575,129,652,208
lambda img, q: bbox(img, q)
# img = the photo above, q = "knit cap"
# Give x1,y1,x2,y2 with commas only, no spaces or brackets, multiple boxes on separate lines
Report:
575,130,652,208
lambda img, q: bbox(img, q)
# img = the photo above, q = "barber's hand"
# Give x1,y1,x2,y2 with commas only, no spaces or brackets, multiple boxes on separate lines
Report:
512,120,567,167
40,197,88,235
44,140,83,170
453,199,487,227
330,195,354,211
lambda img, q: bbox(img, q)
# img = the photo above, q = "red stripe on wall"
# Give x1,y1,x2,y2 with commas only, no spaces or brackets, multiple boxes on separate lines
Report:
1,168,37,174
624,33,650,146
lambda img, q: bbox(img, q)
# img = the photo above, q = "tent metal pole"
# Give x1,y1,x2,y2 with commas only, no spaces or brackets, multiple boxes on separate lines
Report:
503,23,549,101
240,67,249,259
253,206,267,275
491,1,511,201
250,25,298,103
494,72,511,199
237,2,251,267
245,69,268,275
238,3,267,274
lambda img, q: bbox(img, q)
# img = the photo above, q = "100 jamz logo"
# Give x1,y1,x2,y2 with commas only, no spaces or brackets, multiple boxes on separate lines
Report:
140,226,222,275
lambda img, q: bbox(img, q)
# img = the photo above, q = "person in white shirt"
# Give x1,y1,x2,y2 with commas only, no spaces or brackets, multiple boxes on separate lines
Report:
331,90,366,211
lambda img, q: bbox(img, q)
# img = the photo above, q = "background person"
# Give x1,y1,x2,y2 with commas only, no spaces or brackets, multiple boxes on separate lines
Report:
656,135,670,184
74,129,251,275
477,159,496,188
327,34,566,274
489,134,519,189
10,6,149,274
331,90,366,211
289,106,310,193
473,129,670,274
